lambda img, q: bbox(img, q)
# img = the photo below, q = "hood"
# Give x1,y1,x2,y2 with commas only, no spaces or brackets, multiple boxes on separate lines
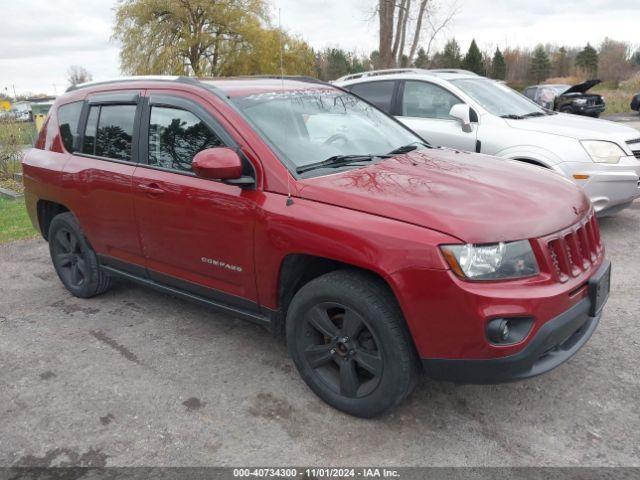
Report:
297,148,590,244
504,113,640,143
562,79,601,95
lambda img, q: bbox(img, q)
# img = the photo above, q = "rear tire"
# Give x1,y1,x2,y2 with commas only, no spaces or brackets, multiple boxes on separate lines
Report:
48,212,112,298
286,270,418,418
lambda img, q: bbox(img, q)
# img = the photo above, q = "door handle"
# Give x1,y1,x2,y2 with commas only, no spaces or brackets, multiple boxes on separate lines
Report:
137,183,165,196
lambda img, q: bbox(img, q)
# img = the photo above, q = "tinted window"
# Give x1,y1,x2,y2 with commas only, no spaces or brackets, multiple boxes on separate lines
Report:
58,101,83,152
96,105,136,161
349,81,396,113
148,106,223,172
82,104,136,161
524,87,537,100
401,81,461,119
82,106,99,155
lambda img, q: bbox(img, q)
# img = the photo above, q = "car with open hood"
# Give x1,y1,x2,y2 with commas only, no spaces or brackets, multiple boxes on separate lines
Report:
22,76,610,417
525,80,605,117
336,69,640,217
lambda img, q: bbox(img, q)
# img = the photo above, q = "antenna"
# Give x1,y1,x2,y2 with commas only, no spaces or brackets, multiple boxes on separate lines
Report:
279,7,294,207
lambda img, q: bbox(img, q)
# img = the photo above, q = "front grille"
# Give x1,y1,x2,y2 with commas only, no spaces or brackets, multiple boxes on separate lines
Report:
543,212,603,283
633,150,640,160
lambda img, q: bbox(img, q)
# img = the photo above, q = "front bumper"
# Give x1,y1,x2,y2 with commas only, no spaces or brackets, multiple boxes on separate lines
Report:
422,260,610,384
573,104,605,116
558,156,640,215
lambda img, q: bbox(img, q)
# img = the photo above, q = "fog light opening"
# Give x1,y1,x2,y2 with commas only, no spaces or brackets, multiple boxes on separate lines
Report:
487,319,510,343
486,317,534,345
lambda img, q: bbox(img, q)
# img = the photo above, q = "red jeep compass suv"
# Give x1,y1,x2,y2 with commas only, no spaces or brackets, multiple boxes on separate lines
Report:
22,76,610,417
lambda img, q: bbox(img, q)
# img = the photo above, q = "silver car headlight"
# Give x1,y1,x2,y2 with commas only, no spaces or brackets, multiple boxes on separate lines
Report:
440,240,539,281
581,140,625,164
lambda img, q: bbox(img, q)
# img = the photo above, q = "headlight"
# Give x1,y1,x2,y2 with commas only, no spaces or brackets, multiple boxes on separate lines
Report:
581,140,625,164
440,240,539,281
574,98,588,105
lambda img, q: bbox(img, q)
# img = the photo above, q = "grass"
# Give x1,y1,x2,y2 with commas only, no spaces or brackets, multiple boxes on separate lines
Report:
2,121,37,146
0,197,38,244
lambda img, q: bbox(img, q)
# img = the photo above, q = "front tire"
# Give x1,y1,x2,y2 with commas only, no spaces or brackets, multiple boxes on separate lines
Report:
286,270,418,418
48,212,112,298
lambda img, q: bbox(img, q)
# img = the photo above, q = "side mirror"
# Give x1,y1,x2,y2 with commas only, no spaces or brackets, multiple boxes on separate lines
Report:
449,103,473,133
192,147,243,180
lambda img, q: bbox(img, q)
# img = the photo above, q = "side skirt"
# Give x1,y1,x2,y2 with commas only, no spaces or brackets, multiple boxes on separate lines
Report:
102,265,273,328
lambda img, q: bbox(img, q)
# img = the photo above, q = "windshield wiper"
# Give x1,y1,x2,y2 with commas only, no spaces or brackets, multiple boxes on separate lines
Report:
522,112,546,118
296,155,388,174
500,114,525,120
387,141,430,155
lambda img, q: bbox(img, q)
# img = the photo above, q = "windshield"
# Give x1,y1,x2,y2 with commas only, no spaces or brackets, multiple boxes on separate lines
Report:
230,88,424,174
451,78,546,117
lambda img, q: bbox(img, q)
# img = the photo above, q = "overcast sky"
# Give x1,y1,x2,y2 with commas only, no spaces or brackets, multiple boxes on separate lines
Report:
1,0,638,96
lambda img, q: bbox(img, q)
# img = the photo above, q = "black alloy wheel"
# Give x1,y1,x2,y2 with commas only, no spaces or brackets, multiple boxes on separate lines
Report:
52,227,89,289
300,302,383,399
48,212,112,298
287,270,418,418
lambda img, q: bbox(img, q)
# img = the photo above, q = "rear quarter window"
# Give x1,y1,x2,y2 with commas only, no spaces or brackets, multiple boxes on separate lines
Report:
57,101,83,152
348,81,396,113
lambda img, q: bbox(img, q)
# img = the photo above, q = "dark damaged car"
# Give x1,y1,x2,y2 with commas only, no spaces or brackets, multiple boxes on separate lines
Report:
525,80,606,117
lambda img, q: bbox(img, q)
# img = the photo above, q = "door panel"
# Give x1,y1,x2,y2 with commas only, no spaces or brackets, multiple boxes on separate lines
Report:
132,91,259,306
397,80,477,152
61,95,144,269
62,157,142,266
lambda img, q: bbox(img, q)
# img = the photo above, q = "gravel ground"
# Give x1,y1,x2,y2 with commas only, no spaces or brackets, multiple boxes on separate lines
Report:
0,201,639,468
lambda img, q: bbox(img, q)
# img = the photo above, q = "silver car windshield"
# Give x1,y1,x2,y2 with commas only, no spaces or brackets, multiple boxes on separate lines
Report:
452,78,546,117
231,88,423,172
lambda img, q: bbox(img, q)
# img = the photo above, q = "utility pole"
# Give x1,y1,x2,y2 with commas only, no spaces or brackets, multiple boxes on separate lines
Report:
12,84,17,101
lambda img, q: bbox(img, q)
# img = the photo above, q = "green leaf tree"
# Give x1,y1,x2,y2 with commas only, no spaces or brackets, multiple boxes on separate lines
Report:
529,45,551,83
575,43,599,77
491,48,506,80
462,39,484,75
113,0,314,77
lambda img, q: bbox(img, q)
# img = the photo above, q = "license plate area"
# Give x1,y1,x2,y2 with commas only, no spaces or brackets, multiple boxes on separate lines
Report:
588,261,611,317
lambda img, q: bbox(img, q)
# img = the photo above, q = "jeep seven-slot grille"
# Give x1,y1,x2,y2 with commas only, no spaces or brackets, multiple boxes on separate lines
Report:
544,212,603,283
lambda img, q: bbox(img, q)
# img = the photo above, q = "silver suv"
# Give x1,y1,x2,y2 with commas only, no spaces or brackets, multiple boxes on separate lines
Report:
335,69,640,216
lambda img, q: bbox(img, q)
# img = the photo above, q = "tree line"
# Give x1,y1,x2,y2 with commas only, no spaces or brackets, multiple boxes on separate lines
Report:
314,39,640,87
68,0,640,91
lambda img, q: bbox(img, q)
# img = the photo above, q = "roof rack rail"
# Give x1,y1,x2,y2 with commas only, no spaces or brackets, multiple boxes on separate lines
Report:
428,69,478,75
334,68,481,83
334,68,430,82
65,75,198,92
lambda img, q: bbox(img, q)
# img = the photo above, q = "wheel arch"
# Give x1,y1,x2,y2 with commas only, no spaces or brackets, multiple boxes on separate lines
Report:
275,254,403,335
36,199,70,240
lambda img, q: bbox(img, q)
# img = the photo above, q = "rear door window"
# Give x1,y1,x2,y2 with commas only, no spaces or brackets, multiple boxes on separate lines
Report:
81,104,137,161
57,101,83,152
348,81,396,113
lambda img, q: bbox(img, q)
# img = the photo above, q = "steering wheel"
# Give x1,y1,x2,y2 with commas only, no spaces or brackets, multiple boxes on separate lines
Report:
323,133,349,146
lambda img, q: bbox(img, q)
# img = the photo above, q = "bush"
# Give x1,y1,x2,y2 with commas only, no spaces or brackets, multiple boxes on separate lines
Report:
0,119,33,177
